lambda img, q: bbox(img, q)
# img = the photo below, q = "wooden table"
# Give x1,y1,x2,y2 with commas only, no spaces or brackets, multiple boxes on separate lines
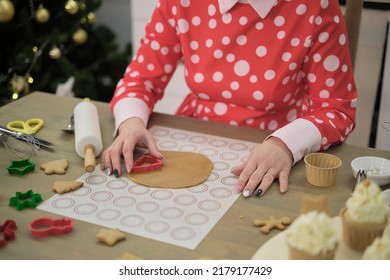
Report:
0,92,389,260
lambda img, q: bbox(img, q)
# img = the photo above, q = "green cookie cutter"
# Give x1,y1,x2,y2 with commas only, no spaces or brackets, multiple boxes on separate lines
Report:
9,190,43,211
7,158,36,175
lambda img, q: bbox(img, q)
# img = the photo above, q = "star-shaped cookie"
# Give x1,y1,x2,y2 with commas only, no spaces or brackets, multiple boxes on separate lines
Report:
96,228,126,246
117,252,144,260
40,159,68,175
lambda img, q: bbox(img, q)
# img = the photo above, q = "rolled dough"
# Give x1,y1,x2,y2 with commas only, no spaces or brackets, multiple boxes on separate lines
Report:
128,151,213,188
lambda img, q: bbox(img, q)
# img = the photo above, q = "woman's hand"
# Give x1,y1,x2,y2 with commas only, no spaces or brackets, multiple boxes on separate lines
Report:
232,137,293,197
100,117,163,177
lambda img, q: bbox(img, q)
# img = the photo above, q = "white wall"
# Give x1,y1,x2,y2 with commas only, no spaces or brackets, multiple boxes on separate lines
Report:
95,0,132,51
347,7,389,147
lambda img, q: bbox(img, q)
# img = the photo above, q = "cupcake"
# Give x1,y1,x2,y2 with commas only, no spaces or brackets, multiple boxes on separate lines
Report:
286,211,338,260
362,224,390,260
340,179,388,252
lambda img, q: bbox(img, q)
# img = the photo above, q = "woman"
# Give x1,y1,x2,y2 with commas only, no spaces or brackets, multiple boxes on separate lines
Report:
101,0,357,197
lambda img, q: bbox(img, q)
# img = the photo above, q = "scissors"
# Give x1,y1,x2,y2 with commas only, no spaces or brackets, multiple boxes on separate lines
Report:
7,118,44,135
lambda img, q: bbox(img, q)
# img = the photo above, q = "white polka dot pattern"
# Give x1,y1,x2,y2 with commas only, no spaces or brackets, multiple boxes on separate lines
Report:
111,0,357,151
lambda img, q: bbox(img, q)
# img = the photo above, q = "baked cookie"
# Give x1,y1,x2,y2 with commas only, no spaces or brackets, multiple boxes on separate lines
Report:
53,181,83,194
40,159,68,175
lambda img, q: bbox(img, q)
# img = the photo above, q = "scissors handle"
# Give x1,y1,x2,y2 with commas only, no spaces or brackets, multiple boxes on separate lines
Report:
7,118,44,135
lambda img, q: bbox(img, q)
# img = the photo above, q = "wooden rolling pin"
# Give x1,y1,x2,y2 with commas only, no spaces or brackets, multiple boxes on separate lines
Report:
73,98,103,172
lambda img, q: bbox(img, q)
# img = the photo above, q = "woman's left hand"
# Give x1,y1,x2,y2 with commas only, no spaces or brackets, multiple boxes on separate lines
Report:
232,137,293,197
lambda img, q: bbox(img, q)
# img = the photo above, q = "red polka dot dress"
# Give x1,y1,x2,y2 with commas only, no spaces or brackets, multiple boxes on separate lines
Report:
111,0,357,163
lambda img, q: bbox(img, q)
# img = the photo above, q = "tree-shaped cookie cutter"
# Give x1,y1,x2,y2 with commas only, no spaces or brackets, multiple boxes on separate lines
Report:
132,155,162,172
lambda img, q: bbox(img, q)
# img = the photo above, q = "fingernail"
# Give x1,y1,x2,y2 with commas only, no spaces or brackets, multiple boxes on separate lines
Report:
255,189,263,197
243,189,251,197
126,164,131,174
105,167,111,176
114,169,120,178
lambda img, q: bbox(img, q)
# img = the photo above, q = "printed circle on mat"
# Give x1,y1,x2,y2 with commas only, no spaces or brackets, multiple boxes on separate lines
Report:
91,191,113,202
86,175,107,185
198,200,221,211
151,128,169,137
171,227,196,240
107,179,128,190
151,189,173,200
145,221,170,234
209,139,228,147
187,184,208,193
74,203,98,215
70,186,91,197
185,213,209,225
128,185,150,195
208,172,219,181
229,143,249,151
213,161,230,171
211,187,232,198
170,132,189,140
189,135,208,144
113,196,136,208
199,148,218,156
159,140,178,149
219,152,239,161
52,197,75,209
136,201,160,213
97,209,121,221
174,194,196,206
160,207,184,219
221,176,238,186
121,215,145,227
178,144,198,152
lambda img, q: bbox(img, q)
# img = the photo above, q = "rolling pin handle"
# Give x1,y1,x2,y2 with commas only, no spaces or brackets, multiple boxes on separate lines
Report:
84,144,96,172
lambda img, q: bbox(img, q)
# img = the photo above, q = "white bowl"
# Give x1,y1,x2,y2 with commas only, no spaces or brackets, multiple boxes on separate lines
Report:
351,156,390,187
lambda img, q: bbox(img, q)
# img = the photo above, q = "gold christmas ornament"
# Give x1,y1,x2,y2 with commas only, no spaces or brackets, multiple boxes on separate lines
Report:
10,74,30,95
65,0,79,15
72,28,88,44
49,46,61,59
0,0,15,23
87,12,95,24
35,5,50,23
79,0,86,11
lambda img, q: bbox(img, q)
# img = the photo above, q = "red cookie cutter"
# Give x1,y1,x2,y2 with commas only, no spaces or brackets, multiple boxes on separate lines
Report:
0,220,17,249
132,155,162,172
29,218,74,237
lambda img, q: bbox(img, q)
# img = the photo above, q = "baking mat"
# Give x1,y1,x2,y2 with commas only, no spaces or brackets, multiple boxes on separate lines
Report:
38,125,256,249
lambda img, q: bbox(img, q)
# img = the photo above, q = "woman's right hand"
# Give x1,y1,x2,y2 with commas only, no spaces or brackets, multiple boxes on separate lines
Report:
100,117,163,176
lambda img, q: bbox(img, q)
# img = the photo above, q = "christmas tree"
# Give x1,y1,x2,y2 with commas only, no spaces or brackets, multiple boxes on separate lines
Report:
0,0,132,106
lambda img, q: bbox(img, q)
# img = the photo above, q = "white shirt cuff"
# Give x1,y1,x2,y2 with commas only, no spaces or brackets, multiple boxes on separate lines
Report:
112,98,150,137
268,118,322,164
